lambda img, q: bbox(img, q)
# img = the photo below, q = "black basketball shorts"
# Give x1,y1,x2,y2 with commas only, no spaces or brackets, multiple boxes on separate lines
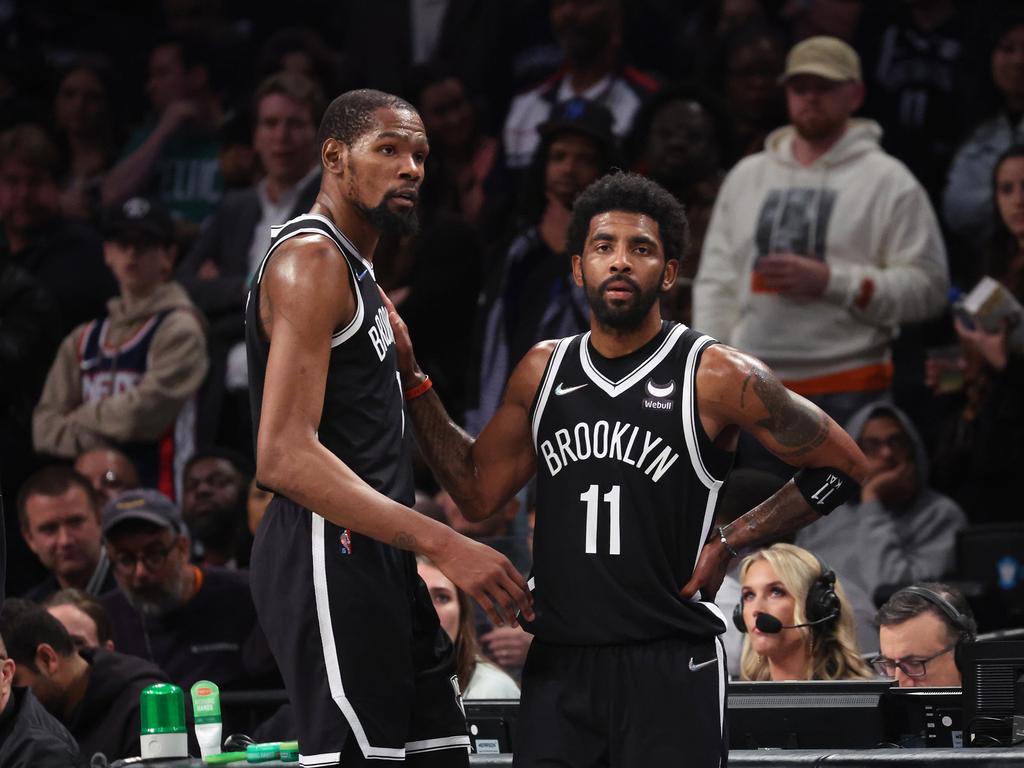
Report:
514,635,728,768
251,496,470,766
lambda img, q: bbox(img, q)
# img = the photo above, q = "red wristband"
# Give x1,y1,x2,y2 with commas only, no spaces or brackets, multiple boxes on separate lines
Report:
404,375,432,401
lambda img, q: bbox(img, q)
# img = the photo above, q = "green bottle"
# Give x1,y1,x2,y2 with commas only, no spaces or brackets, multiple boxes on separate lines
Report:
139,683,188,759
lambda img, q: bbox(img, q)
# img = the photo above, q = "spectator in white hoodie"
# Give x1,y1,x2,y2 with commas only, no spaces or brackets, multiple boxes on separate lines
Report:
694,36,949,445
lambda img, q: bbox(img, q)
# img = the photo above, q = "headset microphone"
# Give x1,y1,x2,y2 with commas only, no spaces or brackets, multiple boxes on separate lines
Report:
754,610,839,634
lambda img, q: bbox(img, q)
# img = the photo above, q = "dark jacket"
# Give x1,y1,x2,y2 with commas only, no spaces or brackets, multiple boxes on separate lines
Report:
101,566,276,692
22,553,118,603
68,648,169,764
0,687,80,768
177,174,319,445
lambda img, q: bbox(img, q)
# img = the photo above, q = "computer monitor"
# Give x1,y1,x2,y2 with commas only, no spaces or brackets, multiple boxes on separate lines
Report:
463,700,520,755
727,680,893,750
957,523,1024,627
961,639,1024,747
883,687,963,748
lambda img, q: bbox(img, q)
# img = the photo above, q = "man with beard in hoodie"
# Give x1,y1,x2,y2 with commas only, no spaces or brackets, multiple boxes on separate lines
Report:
32,197,208,499
1,599,168,764
695,37,949,449
796,402,967,603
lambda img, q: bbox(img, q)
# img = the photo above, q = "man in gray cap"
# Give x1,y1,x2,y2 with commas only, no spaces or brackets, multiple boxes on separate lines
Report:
695,36,949,474
99,489,274,692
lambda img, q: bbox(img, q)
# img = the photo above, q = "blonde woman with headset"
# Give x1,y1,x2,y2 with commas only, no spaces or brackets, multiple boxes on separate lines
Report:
735,543,874,681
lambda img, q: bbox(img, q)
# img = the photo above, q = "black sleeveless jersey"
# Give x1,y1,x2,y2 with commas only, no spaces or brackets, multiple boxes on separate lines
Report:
523,321,733,645
245,213,414,506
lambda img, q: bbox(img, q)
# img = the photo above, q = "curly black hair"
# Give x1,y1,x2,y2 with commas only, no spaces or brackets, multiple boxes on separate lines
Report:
566,171,690,264
316,88,416,149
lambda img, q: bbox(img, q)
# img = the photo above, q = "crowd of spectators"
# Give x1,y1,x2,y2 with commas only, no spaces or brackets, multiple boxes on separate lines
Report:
1,0,1022,762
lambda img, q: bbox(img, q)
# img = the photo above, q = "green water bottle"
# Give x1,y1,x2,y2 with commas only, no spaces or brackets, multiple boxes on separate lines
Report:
139,683,189,759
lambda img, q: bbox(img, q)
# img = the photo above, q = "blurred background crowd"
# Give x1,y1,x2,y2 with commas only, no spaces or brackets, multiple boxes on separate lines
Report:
1,0,1024,761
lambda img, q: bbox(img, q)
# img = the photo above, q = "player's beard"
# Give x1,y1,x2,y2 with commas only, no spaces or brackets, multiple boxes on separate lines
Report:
357,192,419,237
585,272,663,331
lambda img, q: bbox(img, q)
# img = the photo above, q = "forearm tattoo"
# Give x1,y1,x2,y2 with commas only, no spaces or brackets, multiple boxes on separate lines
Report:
407,390,478,500
747,366,829,459
723,483,820,550
392,532,418,550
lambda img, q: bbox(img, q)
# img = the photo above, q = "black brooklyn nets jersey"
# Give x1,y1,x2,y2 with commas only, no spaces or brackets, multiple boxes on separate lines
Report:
524,321,733,645
245,213,415,506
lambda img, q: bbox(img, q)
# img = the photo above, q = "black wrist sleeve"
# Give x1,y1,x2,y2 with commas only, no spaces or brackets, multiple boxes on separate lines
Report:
792,466,858,515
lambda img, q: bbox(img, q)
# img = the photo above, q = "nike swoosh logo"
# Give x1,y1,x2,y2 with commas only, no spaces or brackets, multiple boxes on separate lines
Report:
356,268,369,281
688,656,717,672
554,382,588,396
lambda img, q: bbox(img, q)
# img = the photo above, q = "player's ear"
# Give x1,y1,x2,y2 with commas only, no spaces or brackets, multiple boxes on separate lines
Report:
571,253,584,287
661,258,679,292
321,138,347,176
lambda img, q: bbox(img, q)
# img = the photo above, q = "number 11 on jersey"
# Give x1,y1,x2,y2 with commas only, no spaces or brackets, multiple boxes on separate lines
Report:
580,484,621,555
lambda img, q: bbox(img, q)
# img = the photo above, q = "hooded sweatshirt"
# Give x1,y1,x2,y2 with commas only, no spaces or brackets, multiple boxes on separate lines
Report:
33,281,207,495
795,401,966,602
67,647,169,764
695,119,949,383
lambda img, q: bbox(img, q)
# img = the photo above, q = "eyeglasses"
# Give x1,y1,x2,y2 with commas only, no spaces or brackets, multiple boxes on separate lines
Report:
859,433,911,457
109,542,177,574
870,645,955,678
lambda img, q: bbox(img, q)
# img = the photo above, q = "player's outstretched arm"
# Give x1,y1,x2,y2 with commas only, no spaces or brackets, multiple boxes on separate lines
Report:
383,290,546,521
680,344,870,600
255,243,532,627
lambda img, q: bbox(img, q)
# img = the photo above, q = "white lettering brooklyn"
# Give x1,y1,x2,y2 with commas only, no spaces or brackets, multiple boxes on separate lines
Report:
539,420,680,482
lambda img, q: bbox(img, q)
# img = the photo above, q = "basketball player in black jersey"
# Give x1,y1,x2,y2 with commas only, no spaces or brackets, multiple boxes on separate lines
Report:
384,172,872,766
245,90,532,767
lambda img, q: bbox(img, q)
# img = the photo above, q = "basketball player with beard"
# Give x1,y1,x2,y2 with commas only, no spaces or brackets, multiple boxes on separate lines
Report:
385,172,871,766
246,89,532,767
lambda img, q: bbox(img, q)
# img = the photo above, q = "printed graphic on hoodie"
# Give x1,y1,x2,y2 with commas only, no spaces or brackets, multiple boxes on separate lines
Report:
752,187,837,292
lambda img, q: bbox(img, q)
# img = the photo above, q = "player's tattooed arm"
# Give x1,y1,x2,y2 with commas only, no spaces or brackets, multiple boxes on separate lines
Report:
744,364,830,461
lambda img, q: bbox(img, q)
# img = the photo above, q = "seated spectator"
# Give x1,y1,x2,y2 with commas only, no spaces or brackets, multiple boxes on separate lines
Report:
466,98,614,433
411,62,501,228
943,13,1024,251
1,599,168,763
51,58,118,222
73,448,139,506
102,33,225,232
43,589,114,652
873,582,976,687
181,448,253,568
737,543,874,681
257,26,346,98
0,630,79,768
416,556,519,699
100,489,271,691
929,145,1024,522
0,123,117,337
17,466,118,602
32,197,208,498
502,0,658,170
796,402,967,602
178,72,322,450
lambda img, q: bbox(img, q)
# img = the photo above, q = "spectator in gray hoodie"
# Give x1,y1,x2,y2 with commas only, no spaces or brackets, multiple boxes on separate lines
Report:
796,401,967,605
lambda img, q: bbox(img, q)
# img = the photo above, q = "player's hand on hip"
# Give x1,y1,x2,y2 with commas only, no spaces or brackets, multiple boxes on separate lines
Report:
480,625,533,669
378,287,422,387
679,539,731,602
434,534,534,628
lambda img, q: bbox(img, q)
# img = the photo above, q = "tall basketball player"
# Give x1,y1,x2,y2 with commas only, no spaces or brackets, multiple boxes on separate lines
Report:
385,172,871,766
246,89,532,767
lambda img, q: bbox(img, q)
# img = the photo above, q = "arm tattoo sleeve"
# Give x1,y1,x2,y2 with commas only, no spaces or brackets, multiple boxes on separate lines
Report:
749,366,829,459
723,483,820,550
406,389,479,503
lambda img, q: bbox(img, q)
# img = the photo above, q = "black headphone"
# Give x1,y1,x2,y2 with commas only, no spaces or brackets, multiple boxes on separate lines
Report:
733,552,840,634
889,585,976,672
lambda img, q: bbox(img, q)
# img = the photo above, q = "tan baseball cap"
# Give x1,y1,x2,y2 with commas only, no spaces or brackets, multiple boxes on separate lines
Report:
781,36,862,83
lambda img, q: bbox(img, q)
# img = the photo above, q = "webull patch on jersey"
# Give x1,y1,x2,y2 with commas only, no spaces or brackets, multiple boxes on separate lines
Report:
642,378,675,412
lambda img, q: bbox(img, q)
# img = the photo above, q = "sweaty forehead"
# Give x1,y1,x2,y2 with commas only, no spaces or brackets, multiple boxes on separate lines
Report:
588,211,661,241
368,106,427,139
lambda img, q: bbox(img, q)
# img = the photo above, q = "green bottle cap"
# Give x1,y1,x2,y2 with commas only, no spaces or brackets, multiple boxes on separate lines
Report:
278,741,298,752
205,751,248,764
246,742,280,762
139,683,187,734
190,679,222,724
279,744,299,762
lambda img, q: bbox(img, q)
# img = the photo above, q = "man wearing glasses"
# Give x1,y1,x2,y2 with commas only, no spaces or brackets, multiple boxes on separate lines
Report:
873,582,977,687
796,402,966,604
99,489,273,692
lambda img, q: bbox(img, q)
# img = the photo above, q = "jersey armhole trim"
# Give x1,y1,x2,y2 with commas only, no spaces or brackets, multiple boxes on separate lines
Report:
682,335,724,489
530,338,571,449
